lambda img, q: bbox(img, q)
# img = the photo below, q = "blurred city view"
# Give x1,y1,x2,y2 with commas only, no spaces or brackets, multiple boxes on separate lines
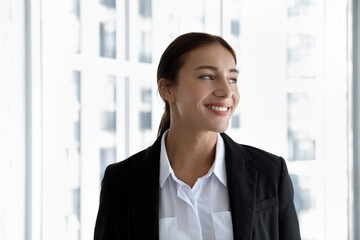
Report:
0,0,352,239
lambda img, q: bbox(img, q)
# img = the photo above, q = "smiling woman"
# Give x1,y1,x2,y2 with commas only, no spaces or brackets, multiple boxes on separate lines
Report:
94,32,301,240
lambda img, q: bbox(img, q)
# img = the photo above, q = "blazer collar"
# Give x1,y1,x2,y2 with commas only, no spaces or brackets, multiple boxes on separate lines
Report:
128,133,258,240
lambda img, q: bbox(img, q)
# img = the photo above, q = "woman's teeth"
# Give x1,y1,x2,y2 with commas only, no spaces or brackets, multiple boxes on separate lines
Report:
206,105,228,112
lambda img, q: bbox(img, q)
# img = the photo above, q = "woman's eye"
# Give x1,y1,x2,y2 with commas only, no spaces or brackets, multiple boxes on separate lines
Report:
228,78,238,84
200,75,213,80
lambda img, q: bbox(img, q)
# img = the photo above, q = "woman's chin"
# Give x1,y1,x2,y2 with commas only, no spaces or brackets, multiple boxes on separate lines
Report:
210,123,230,133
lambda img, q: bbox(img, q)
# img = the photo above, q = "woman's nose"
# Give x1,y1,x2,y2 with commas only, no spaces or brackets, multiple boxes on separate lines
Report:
213,77,232,98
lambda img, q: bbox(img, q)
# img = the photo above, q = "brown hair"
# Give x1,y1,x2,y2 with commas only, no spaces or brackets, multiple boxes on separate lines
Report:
157,32,237,137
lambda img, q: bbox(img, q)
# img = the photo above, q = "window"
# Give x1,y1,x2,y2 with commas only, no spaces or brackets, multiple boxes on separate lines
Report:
231,114,241,129
0,0,26,239
287,92,316,161
231,19,240,36
139,31,152,63
4,0,354,239
139,88,152,130
67,0,81,54
99,22,116,58
99,2,116,59
139,0,152,18
100,0,115,8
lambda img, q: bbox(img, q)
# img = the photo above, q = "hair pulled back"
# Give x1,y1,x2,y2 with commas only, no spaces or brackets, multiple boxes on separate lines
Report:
157,32,237,137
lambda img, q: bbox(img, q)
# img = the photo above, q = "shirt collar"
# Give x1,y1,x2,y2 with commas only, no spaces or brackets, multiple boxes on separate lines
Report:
213,132,227,187
159,130,173,188
159,130,227,188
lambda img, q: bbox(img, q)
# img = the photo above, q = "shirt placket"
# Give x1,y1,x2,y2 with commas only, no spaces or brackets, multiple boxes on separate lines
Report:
176,179,205,240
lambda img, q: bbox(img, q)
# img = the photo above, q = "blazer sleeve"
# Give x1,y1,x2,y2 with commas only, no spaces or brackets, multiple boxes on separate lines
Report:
94,166,116,240
278,157,301,240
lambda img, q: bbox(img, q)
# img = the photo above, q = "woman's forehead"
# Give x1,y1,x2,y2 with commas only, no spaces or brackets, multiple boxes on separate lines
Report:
181,44,236,69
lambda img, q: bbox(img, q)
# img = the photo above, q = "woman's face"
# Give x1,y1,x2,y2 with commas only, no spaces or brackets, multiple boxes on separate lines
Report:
170,43,240,133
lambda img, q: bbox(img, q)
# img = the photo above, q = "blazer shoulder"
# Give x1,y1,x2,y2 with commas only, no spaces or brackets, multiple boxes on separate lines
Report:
102,135,162,186
103,147,150,179
221,133,286,177
241,144,290,187
221,133,283,168
241,144,282,162
242,144,284,170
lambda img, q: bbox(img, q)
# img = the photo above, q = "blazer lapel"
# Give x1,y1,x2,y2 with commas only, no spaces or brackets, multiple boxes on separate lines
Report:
221,133,258,240
128,136,162,240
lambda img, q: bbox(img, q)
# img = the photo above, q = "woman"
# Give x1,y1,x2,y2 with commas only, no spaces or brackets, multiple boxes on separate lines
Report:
94,32,301,240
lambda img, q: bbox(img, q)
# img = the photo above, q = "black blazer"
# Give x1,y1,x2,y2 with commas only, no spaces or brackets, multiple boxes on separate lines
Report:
94,133,301,240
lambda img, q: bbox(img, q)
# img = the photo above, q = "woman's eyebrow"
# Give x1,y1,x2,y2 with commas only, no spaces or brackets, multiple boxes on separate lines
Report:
230,68,239,74
195,65,238,73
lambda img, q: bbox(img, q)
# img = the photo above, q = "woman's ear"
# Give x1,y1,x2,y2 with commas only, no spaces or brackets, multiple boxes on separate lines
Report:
158,78,176,103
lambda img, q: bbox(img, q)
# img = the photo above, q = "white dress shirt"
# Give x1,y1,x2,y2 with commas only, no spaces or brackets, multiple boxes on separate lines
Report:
159,130,233,240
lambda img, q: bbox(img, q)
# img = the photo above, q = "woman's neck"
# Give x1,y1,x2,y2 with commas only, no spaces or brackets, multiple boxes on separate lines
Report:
165,127,218,188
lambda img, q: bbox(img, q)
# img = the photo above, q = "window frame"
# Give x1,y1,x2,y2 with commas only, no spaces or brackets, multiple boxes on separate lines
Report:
25,0,43,239
348,0,360,239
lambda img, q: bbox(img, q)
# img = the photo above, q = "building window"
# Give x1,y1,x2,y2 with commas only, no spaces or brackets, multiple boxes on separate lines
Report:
100,0,116,8
231,19,240,36
100,147,116,182
287,92,316,161
139,31,152,63
231,114,241,129
139,0,152,18
100,22,116,58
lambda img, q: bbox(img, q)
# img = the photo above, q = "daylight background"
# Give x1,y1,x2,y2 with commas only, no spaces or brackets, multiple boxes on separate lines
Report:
0,0,359,239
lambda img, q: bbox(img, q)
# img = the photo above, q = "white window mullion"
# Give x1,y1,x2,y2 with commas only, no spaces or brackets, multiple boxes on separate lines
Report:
25,0,43,239
348,0,360,239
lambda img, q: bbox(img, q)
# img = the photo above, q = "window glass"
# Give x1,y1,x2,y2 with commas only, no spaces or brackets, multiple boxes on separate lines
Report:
287,92,316,161
38,0,349,239
42,70,82,240
99,75,117,182
127,76,154,154
99,21,116,58
0,0,26,239
139,0,152,18
100,0,115,8
66,0,81,53
99,1,116,58
139,31,152,63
